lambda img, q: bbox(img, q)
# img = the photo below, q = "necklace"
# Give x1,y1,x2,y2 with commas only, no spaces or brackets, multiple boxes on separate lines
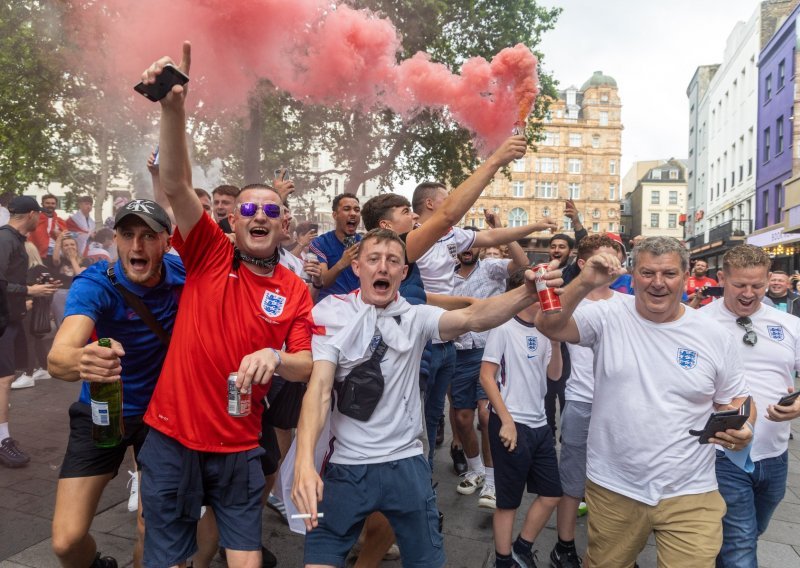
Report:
235,247,280,271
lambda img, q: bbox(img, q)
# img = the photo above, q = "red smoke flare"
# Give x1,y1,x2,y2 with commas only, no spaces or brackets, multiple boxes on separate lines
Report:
65,0,538,154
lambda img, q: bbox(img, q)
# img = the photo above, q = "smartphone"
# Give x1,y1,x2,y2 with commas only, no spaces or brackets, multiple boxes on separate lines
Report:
703,286,724,297
309,223,319,233
134,64,189,102
343,235,358,248
778,390,800,407
153,145,160,166
274,167,289,180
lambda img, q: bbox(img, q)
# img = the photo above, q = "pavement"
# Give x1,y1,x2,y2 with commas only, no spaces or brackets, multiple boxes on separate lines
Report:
2,378,800,567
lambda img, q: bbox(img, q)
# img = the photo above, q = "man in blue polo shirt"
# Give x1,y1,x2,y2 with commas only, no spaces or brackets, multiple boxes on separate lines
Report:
309,193,362,301
47,199,183,568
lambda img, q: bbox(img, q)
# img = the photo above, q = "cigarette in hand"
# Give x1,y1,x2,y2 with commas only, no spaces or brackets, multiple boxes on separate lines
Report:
290,513,324,519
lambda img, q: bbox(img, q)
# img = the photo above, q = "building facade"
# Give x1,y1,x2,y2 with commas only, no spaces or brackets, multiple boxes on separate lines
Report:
462,71,623,253
626,160,688,240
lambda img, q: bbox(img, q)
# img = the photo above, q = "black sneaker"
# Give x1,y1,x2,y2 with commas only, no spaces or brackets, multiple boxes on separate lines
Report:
550,545,582,567
450,445,467,475
511,547,538,568
435,416,445,446
90,552,118,568
0,437,30,468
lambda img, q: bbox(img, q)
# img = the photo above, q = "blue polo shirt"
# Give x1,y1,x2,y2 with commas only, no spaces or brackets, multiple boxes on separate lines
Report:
64,256,185,416
309,230,362,302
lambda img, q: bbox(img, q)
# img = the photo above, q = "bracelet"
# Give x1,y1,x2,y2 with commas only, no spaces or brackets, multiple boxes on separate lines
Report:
271,348,282,369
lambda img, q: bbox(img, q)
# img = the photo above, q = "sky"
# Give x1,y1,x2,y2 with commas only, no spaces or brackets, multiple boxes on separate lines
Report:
537,0,764,177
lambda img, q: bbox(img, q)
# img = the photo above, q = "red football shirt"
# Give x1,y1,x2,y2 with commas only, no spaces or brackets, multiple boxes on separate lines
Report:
145,214,313,452
686,275,718,306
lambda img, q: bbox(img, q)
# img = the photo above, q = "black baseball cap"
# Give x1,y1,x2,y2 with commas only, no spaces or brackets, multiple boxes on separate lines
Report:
8,196,41,214
113,199,172,234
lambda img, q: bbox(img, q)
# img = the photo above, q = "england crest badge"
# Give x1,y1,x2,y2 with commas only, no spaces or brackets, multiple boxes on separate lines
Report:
677,348,698,370
261,290,286,318
767,325,784,341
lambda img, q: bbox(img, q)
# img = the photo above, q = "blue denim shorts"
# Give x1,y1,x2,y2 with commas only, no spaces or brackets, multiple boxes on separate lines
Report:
304,454,445,567
138,429,266,568
451,348,485,409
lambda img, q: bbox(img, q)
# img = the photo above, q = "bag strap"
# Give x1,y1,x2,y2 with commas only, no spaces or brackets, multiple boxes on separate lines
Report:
107,266,171,347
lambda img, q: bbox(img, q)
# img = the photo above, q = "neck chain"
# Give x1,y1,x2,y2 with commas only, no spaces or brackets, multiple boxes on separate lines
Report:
235,247,280,271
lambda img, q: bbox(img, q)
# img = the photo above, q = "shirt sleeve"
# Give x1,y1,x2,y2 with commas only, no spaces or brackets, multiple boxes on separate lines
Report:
284,280,314,354
572,300,604,347
63,272,109,321
482,326,504,365
452,226,477,254
172,213,232,275
415,304,446,342
309,236,329,265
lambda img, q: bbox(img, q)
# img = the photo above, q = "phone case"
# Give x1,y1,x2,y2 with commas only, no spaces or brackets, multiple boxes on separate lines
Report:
778,391,800,406
688,396,751,444
133,65,189,102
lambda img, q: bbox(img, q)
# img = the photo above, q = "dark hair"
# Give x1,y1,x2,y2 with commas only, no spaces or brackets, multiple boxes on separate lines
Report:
41,194,57,203
550,233,575,249
411,182,446,214
77,195,93,204
212,184,240,198
362,193,411,230
332,192,359,212
576,234,615,261
358,228,406,257
506,268,528,292
194,187,211,200
94,228,114,242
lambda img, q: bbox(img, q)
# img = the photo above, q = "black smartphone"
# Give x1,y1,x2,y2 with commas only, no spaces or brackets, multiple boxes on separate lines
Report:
689,396,751,444
274,167,289,180
778,390,800,407
134,64,189,102
703,286,724,297
309,223,319,233
343,235,358,248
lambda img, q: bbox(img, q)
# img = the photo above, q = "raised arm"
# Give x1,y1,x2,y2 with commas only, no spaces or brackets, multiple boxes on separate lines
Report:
483,209,532,274
472,219,557,249
404,136,528,263
141,42,203,238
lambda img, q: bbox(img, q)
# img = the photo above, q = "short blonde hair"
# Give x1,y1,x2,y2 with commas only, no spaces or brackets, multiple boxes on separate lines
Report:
25,242,43,268
722,245,770,274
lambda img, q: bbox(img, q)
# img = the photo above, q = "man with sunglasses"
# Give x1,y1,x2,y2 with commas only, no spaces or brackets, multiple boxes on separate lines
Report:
534,236,754,567
138,44,313,568
702,245,800,567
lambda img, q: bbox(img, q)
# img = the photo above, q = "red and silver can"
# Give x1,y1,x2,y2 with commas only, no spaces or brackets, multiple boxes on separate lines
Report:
533,263,562,313
227,372,251,417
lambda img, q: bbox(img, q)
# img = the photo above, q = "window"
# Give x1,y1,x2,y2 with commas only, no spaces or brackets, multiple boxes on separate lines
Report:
599,111,609,126
609,160,617,175
765,74,772,101
762,191,770,227
609,184,616,200
568,159,582,174
542,132,559,146
779,60,786,89
651,213,660,228
569,133,582,147
334,179,339,195
608,222,615,232
652,169,662,180
592,135,600,148
592,222,600,232
669,190,678,205
669,169,679,180
564,217,573,231
536,182,558,198
310,154,320,169
777,117,784,154
651,190,660,205
591,208,600,218
536,157,558,173
508,208,528,227
477,217,485,229
512,181,525,198
568,183,580,199
541,207,550,217
513,158,526,172
763,127,771,162
748,157,753,176
362,183,367,197
668,213,677,229
608,208,616,218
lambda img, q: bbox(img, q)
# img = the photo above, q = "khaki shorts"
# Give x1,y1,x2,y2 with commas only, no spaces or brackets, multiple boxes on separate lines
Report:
585,479,726,568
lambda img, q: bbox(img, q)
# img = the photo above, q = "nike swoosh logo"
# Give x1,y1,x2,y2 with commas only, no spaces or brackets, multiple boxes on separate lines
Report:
527,354,537,359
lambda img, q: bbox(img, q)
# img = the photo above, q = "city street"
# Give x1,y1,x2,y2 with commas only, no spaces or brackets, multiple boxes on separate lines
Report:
1,377,799,567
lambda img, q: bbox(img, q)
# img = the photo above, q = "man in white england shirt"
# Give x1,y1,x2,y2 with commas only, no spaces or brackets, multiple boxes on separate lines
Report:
535,236,754,567
702,244,800,567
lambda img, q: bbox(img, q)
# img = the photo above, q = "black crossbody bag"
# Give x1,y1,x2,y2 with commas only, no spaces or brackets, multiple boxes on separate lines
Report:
106,267,171,347
334,338,388,422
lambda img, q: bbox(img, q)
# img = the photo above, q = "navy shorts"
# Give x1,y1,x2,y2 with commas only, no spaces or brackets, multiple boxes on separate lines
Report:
451,348,485,409
488,412,562,509
138,429,266,568
304,455,445,568
59,402,149,479
0,320,23,376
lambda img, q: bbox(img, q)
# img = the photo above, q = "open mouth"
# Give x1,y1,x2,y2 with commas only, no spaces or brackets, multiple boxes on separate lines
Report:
250,227,269,238
373,279,390,292
129,258,148,270
346,220,358,231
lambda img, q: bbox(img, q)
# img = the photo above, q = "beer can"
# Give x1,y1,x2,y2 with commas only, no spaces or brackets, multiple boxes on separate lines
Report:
306,252,318,263
227,373,251,417
533,263,562,313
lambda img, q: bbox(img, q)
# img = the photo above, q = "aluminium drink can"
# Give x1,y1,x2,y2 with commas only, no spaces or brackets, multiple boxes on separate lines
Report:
227,373,251,417
533,263,562,313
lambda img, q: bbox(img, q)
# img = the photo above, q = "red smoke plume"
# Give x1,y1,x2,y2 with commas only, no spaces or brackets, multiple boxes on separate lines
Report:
65,0,538,154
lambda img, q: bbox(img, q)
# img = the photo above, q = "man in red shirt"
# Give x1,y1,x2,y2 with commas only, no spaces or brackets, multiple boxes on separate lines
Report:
28,194,67,263
686,259,717,306
138,44,313,568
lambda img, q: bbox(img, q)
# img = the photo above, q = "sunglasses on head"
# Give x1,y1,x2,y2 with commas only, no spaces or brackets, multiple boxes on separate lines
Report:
237,202,282,218
736,316,757,346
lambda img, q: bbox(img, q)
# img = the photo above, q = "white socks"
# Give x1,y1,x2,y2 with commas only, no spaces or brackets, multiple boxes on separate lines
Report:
0,422,9,441
466,454,485,477
485,467,495,489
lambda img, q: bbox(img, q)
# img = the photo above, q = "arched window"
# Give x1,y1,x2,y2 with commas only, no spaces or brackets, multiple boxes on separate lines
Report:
509,208,528,227
542,207,551,217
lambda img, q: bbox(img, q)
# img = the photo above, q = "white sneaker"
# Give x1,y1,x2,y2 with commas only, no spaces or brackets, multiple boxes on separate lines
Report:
456,470,485,495
32,368,51,381
127,470,139,512
11,374,35,389
478,485,496,509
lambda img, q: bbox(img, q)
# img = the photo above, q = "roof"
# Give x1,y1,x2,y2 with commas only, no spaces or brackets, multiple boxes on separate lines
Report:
581,70,617,91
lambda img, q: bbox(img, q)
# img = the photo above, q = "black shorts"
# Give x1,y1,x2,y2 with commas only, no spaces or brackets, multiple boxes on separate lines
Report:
488,412,562,509
0,320,24,376
59,401,149,479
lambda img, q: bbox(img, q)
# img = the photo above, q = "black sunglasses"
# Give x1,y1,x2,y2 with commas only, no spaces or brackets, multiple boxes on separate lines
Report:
736,316,757,346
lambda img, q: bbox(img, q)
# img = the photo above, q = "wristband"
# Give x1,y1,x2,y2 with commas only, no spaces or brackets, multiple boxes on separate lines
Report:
271,348,282,369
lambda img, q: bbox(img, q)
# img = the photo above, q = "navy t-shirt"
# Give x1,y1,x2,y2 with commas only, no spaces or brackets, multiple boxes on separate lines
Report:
309,230,362,302
64,255,185,416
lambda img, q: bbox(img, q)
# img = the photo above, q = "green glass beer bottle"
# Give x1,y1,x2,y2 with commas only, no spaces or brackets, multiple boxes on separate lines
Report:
90,338,124,448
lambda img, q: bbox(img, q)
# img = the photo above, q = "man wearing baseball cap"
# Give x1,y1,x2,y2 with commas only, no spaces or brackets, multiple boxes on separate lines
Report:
48,198,183,568
0,196,59,468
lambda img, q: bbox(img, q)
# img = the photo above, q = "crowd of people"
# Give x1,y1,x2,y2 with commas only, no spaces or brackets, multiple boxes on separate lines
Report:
0,42,799,568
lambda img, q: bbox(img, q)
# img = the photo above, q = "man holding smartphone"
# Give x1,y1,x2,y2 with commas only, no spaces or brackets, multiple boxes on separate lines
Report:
702,245,800,567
